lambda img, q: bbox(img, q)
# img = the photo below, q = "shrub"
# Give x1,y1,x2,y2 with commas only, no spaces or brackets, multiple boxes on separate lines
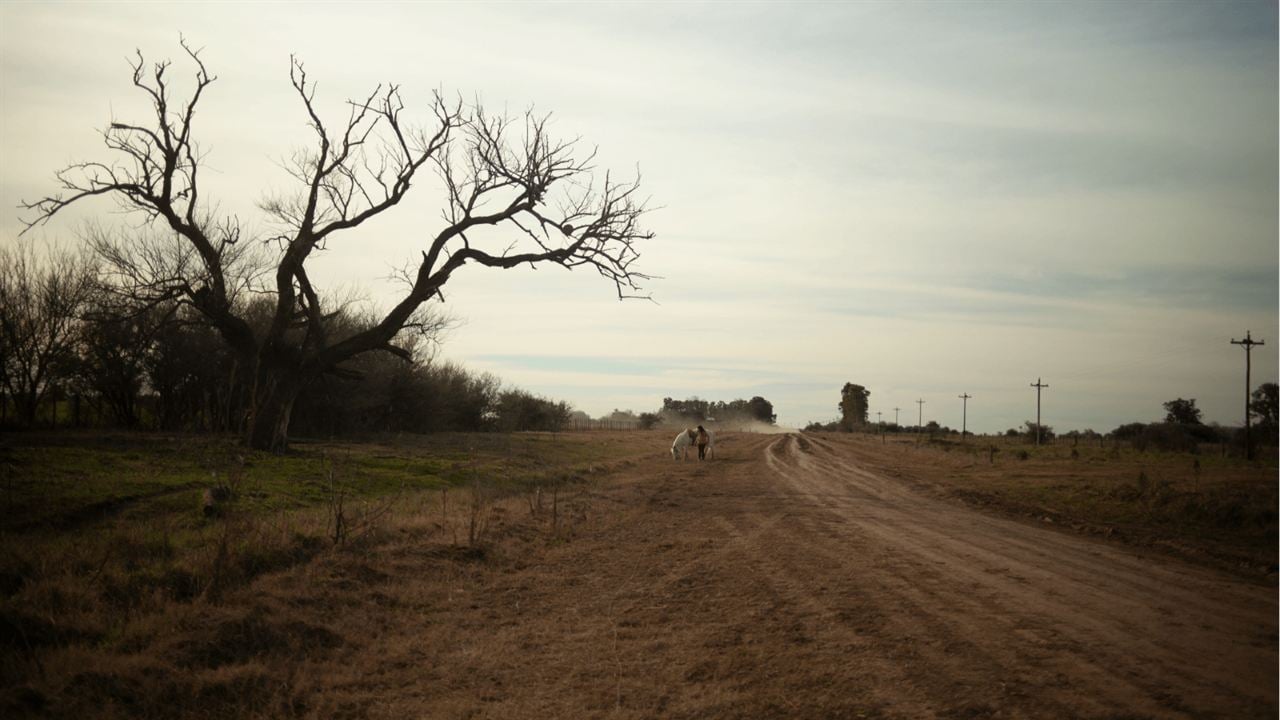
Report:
1110,422,1226,453
1023,421,1055,443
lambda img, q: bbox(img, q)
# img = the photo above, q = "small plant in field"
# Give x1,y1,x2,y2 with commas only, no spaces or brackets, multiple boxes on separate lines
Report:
467,478,493,547
324,457,349,545
1112,470,1176,519
204,512,236,602
440,487,457,545
526,484,544,517
322,455,401,546
202,454,246,518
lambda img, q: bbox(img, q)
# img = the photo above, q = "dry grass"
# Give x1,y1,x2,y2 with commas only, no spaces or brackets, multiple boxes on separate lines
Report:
0,430,657,718
6,428,1272,717
820,432,1278,575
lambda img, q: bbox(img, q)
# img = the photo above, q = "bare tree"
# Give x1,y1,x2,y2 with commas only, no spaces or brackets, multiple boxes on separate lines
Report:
0,241,98,426
22,42,653,450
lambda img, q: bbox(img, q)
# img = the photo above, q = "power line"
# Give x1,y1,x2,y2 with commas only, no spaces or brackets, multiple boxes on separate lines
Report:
1230,330,1265,461
1030,378,1049,445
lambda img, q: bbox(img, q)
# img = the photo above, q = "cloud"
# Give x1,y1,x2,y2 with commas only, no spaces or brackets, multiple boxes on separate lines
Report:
1,2,1274,433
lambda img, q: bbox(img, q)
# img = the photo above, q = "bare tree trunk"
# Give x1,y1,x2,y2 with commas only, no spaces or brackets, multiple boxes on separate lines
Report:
245,366,304,452
17,390,38,428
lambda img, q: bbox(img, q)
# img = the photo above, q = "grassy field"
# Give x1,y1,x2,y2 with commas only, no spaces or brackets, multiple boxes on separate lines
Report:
0,429,659,718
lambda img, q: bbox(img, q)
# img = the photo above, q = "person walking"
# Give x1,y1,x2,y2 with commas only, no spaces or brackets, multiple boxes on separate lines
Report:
695,425,710,461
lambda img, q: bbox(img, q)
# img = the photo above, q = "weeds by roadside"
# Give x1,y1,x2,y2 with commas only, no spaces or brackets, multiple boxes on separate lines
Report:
0,430,652,718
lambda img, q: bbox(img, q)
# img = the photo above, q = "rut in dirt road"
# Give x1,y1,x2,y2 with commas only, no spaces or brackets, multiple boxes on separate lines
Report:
754,433,1277,718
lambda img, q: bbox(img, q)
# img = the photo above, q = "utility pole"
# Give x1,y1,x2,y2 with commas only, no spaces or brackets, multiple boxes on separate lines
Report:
1231,330,1265,461
1030,378,1049,445
893,407,900,426
916,398,925,431
958,393,971,440
876,411,883,442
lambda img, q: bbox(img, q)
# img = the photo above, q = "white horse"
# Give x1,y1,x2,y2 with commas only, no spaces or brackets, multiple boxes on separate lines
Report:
671,428,696,460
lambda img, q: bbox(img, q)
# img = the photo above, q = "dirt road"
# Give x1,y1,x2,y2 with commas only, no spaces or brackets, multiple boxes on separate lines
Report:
310,432,1277,718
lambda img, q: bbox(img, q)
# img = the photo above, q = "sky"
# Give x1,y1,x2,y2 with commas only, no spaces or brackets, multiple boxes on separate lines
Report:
1,1,1276,433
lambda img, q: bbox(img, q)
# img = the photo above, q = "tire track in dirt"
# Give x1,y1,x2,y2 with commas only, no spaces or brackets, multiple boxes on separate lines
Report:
764,436,1172,716
795,434,1271,623
763,432,1277,718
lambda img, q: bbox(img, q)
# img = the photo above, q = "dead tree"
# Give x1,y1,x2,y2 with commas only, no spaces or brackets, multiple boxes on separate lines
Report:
22,42,653,450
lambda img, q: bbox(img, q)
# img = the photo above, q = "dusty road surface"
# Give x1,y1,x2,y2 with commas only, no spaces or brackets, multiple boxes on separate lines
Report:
302,432,1277,718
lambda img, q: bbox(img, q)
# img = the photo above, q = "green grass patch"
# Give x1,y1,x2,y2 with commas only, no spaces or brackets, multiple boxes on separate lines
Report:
0,430,631,532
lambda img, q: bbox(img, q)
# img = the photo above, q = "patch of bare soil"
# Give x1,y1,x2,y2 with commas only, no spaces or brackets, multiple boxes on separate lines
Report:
16,432,1277,718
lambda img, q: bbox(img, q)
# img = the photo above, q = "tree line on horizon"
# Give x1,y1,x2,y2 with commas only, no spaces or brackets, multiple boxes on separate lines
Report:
804,381,1278,455
571,396,779,431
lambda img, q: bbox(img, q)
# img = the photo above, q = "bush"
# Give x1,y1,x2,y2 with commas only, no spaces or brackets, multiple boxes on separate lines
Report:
491,389,571,432
1109,422,1227,453
1023,421,1055,443
1110,423,1147,441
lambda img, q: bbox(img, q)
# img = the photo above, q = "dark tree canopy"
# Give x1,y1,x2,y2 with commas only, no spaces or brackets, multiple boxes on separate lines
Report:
745,396,776,424
838,383,870,430
1162,398,1203,425
21,42,653,450
1251,382,1277,432
0,242,97,426
660,396,776,426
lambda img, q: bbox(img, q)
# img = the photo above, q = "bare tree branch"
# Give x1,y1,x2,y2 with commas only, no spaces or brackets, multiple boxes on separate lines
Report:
21,43,653,450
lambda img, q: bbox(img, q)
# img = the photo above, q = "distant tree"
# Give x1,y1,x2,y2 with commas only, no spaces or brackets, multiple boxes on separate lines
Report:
23,42,652,451
146,313,238,431
837,383,870,431
661,395,775,427
746,396,776,424
492,389,571,432
637,412,660,430
74,298,165,427
1163,398,1203,425
662,397,709,422
1110,422,1147,440
0,242,98,426
1250,383,1277,437
1023,421,1054,443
